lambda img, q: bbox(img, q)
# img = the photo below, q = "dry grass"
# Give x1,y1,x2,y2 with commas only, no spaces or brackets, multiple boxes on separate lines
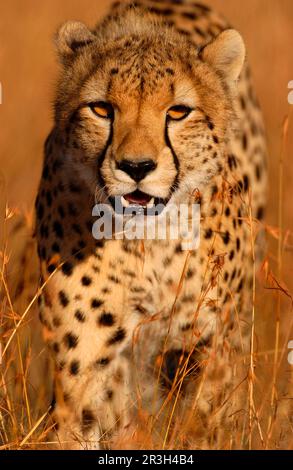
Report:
0,0,292,450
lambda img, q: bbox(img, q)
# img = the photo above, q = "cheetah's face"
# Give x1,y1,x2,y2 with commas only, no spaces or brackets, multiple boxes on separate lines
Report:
55,19,245,213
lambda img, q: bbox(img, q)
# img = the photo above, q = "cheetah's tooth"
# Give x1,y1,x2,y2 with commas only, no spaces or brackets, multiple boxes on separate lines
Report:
146,197,155,208
121,196,130,207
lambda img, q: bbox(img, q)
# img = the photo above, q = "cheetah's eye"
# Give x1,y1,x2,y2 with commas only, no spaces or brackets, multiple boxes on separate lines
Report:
89,102,114,119
167,105,192,121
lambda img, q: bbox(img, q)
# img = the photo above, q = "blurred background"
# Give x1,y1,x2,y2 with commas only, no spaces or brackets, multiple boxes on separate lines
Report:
0,0,292,449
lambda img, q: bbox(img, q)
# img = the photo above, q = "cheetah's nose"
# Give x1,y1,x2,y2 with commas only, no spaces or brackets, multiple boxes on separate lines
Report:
117,159,157,182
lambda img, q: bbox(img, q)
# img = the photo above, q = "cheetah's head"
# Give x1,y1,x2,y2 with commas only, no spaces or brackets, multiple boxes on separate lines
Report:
54,9,245,214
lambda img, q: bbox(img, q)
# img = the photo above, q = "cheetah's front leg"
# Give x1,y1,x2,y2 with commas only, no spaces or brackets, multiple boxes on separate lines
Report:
53,354,132,449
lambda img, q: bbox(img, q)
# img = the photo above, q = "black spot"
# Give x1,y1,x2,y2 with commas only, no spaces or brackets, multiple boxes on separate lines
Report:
96,357,110,367
108,274,120,284
222,231,230,245
225,206,230,217
52,342,60,354
91,298,104,309
53,221,63,239
239,95,246,110
78,240,86,249
110,67,119,75
63,332,78,349
212,135,219,144
193,2,210,12
130,286,145,293
42,164,49,180
186,268,194,279
164,257,172,267
75,309,86,323
46,191,52,206
149,7,173,16
242,132,247,150
105,389,114,400
81,275,92,286
211,207,217,217
52,242,60,253
237,209,243,226
47,263,56,274
223,293,230,304
161,349,200,390
224,272,229,282
236,237,241,251
69,360,80,375
62,262,73,276
237,278,244,292
135,304,147,315
229,250,235,261
122,269,136,278
206,117,214,130
181,11,197,20
82,409,95,431
243,174,249,192
228,154,237,170
166,67,175,75
194,26,206,38
37,203,44,220
237,180,243,192
58,360,66,372
46,262,57,274
63,393,70,403
98,312,115,327
177,28,191,37
211,184,218,197
39,311,46,325
74,251,85,261
58,290,69,307
107,327,126,346
101,286,111,294
52,316,61,327
257,206,264,220
204,228,213,239
231,268,237,280
255,164,261,181
181,323,192,331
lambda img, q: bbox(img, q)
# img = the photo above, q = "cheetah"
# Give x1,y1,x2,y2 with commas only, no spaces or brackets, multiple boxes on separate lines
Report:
35,0,267,449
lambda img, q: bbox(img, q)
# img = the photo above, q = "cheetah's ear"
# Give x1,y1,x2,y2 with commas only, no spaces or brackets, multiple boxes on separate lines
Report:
200,29,245,84
55,21,96,63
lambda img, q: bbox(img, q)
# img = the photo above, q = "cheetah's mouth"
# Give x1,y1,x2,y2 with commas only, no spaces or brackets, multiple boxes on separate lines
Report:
109,190,168,215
